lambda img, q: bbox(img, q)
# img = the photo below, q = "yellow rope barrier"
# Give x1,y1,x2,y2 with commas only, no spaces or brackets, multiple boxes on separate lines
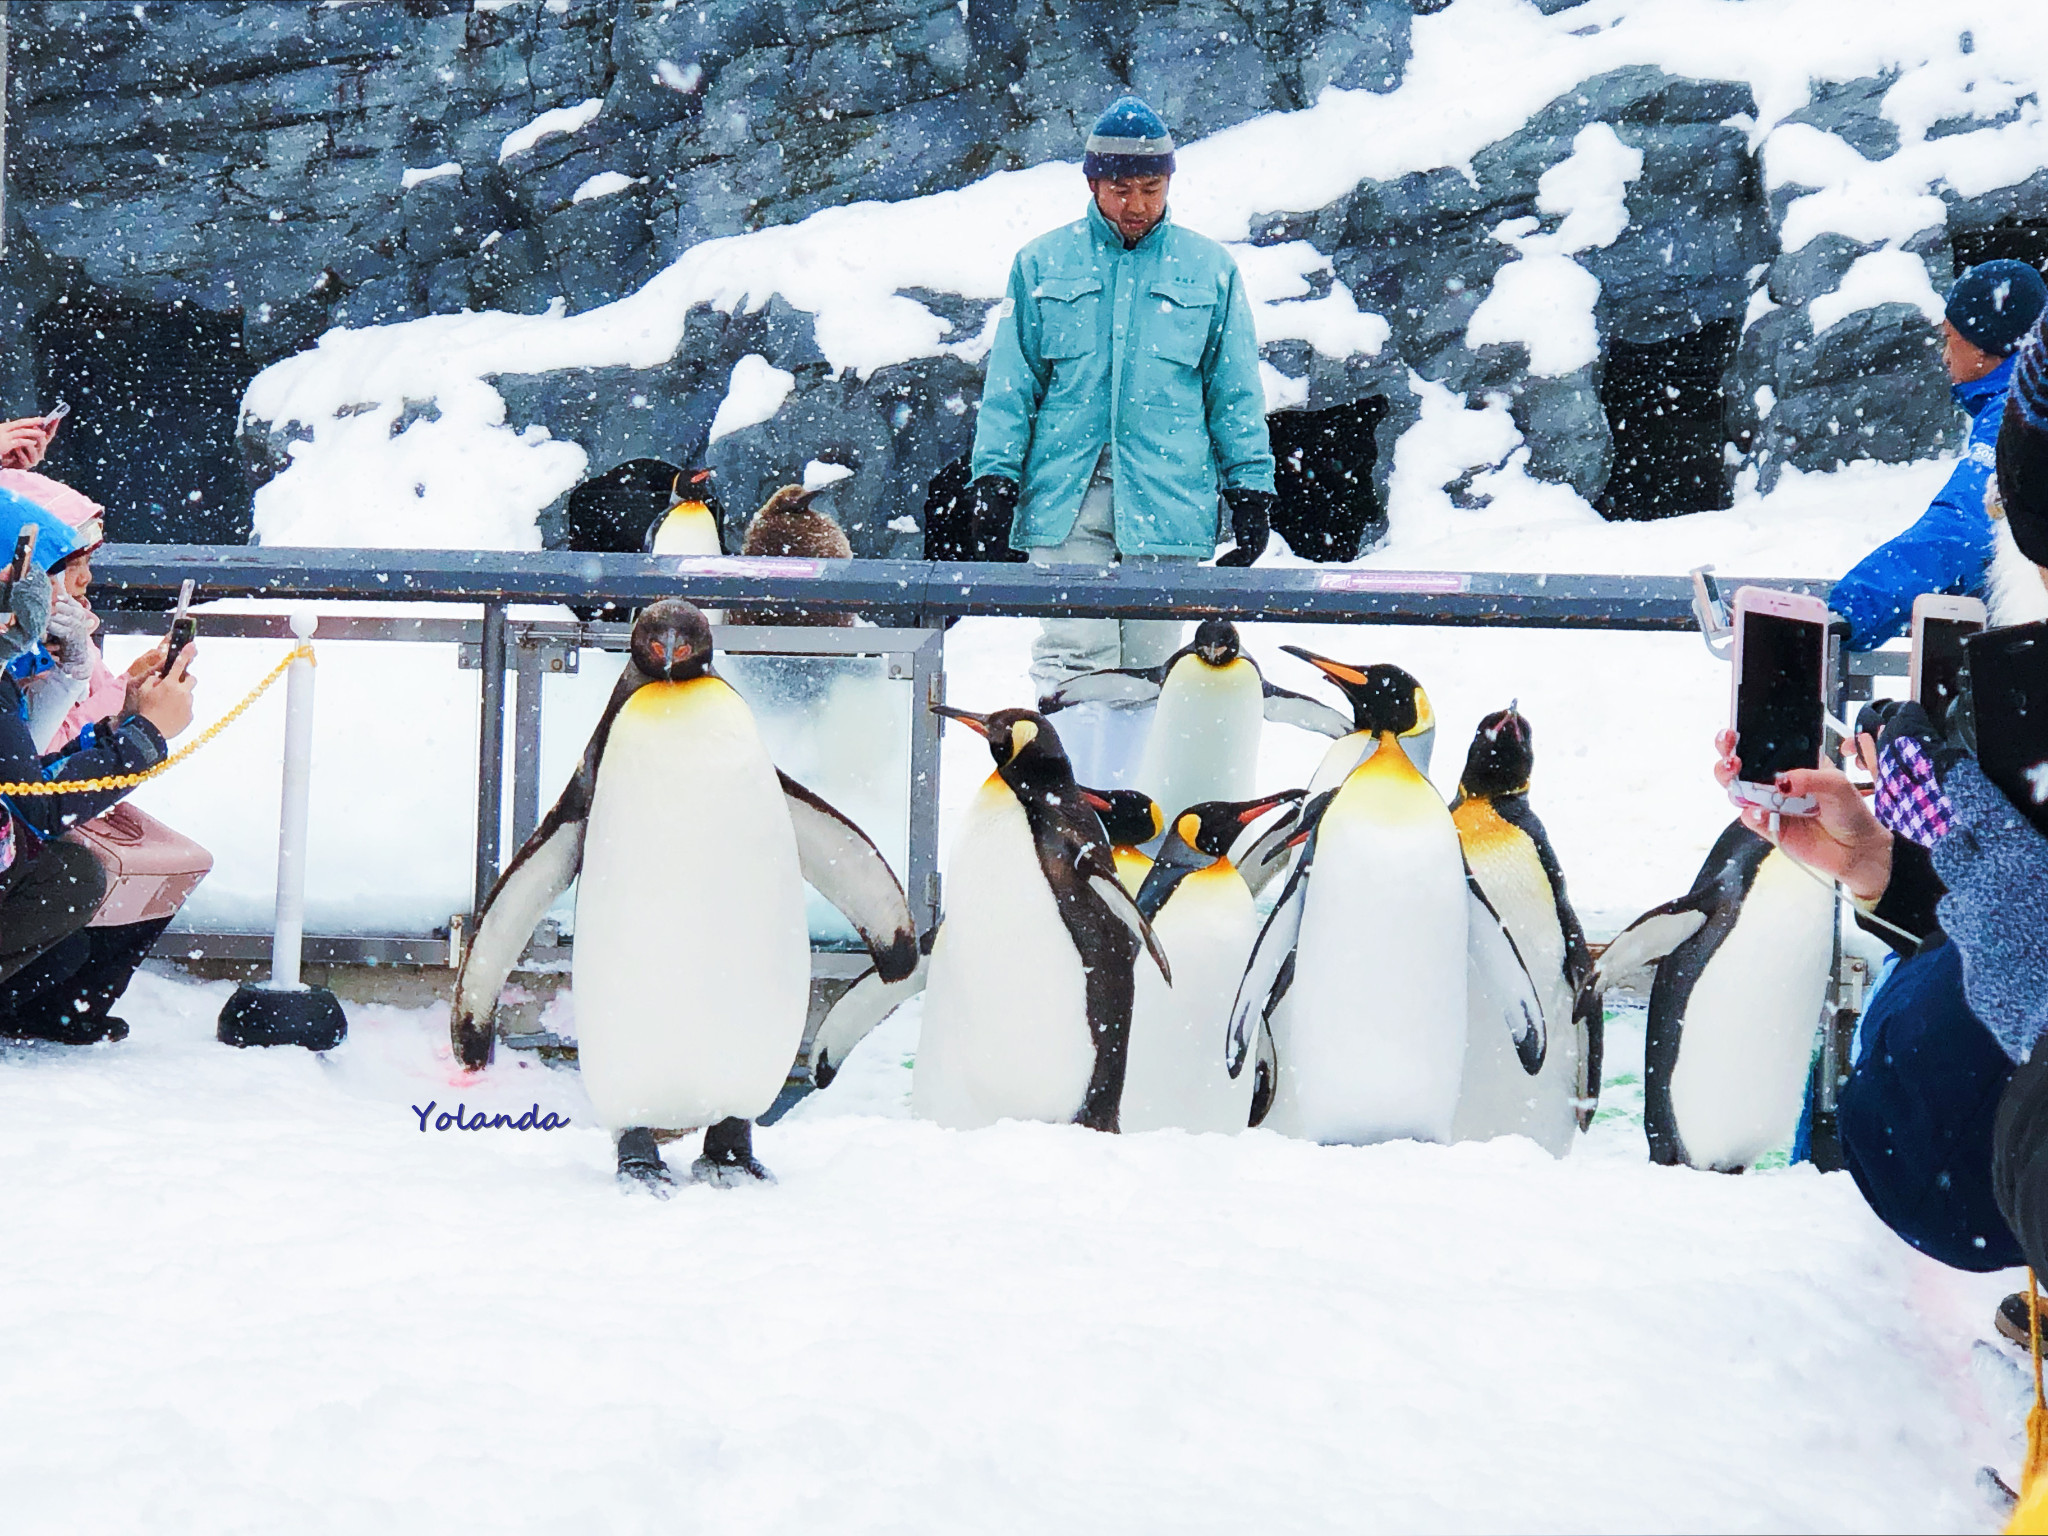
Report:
2009,1271,2048,1533
0,642,313,797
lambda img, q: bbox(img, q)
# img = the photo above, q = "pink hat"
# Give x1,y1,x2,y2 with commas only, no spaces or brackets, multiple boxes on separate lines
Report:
0,469,103,555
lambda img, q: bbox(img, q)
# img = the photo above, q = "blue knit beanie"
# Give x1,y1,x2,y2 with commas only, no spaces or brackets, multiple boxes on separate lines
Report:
1948,259,2048,357
1082,97,1176,181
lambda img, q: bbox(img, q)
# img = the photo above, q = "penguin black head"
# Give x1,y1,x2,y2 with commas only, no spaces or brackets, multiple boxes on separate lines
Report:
1460,703,1533,799
670,466,721,512
932,705,1073,786
1191,617,1241,667
1080,787,1163,848
630,598,714,681
1166,790,1306,859
1281,646,1431,739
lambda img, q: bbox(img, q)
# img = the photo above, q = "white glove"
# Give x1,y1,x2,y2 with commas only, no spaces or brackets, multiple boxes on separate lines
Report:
44,591,98,681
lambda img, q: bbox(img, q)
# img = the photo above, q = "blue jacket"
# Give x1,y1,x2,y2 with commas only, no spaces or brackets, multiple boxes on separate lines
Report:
1833,358,2011,650
970,202,1275,557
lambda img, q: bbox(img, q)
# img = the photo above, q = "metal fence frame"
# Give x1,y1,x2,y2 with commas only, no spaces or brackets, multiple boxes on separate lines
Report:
85,545,1878,971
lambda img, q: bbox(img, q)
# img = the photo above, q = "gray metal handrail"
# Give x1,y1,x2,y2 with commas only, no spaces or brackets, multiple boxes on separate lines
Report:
89,545,1834,629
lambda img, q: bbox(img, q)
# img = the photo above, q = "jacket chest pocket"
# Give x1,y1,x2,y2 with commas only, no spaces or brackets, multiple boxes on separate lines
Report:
1034,275,1103,360
1148,279,1216,369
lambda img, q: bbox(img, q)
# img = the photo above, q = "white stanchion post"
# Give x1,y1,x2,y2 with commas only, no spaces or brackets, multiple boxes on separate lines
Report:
270,611,316,990
218,611,347,1050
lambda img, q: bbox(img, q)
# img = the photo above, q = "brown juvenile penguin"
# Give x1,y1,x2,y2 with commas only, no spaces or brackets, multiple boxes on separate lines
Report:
731,483,855,626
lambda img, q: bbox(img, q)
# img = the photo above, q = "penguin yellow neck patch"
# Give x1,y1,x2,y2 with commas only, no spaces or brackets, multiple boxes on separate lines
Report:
1451,794,1525,857
621,674,731,720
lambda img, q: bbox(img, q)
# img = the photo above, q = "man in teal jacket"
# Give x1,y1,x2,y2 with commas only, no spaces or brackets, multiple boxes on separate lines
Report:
969,97,1276,702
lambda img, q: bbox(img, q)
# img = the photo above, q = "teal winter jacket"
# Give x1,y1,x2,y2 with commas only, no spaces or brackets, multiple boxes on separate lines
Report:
970,202,1275,557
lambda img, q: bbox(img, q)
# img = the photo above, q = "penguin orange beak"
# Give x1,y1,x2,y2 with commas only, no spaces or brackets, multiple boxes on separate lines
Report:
931,704,989,736
1281,644,1369,688
1235,788,1305,824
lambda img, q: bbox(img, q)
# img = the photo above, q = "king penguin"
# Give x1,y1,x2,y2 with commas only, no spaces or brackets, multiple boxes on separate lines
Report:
1590,820,1835,1172
914,706,1170,1132
729,484,856,627
1122,792,1302,1133
1234,652,1436,897
1225,678,1507,1147
450,598,918,1191
1041,618,1349,821
643,466,727,556
1448,706,1599,1155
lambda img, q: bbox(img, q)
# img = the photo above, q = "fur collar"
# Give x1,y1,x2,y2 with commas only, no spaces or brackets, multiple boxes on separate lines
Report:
1989,513,2048,627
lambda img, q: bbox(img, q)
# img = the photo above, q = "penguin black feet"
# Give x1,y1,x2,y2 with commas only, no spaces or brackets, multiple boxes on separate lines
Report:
615,1127,676,1197
690,1117,775,1187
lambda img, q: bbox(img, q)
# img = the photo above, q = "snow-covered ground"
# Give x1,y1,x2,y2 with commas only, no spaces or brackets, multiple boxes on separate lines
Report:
0,971,2024,1535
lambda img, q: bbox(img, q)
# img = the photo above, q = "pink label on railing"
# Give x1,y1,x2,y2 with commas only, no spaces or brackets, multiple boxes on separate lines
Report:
1313,570,1470,594
672,556,824,579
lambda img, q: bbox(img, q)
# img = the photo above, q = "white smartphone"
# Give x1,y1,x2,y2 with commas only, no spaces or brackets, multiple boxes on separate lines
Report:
1909,592,1987,723
1729,585,1831,816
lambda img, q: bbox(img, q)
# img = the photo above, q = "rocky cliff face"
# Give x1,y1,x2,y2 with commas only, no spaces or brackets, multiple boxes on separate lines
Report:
0,1,2033,555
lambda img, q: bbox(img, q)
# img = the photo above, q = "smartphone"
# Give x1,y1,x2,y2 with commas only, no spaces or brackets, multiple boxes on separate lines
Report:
42,400,69,428
0,524,35,604
1729,585,1830,815
161,578,196,677
1965,622,2048,838
1910,593,1987,723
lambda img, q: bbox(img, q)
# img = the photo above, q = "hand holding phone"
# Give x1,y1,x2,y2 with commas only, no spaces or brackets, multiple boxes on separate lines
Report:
1728,585,1830,817
161,578,197,678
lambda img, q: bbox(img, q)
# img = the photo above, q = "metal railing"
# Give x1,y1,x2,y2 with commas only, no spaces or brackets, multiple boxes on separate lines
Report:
85,545,1863,977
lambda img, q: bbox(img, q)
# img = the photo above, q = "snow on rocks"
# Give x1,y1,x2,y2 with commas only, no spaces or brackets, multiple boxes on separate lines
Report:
498,97,604,164
1467,124,1645,377
0,968,2016,1532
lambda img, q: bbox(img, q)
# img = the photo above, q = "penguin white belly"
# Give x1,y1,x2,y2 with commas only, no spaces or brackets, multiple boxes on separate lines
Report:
573,678,809,1131
1122,865,1259,1133
1452,816,1578,1156
913,778,1094,1129
1667,852,1834,1170
1137,656,1265,819
1268,760,1469,1145
650,506,722,556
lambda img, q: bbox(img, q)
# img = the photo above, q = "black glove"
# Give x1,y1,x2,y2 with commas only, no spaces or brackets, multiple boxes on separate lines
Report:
968,475,1019,561
1216,487,1273,568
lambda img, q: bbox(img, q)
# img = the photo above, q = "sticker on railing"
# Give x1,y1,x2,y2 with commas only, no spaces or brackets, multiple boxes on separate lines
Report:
1313,570,1470,594
672,556,824,578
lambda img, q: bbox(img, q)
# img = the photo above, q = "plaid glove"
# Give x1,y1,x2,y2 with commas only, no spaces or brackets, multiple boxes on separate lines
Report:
1873,701,1955,845
1933,756,2048,1063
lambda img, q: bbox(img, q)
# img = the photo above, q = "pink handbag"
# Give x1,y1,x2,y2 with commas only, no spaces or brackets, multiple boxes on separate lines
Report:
68,802,212,927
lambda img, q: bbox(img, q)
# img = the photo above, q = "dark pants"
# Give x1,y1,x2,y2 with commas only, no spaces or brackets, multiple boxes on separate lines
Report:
1839,937,2025,1271
0,839,165,1041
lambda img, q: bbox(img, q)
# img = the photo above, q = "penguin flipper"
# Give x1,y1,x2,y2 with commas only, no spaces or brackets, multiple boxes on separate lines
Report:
778,771,919,982
1259,683,1352,739
1467,876,1546,1074
1086,871,1172,984
1231,802,1305,898
1591,902,1709,996
811,950,931,1088
450,805,586,1071
1227,835,1315,1078
1040,667,1167,711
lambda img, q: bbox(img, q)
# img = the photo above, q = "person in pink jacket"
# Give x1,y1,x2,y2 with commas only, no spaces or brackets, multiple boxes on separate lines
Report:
0,469,134,746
